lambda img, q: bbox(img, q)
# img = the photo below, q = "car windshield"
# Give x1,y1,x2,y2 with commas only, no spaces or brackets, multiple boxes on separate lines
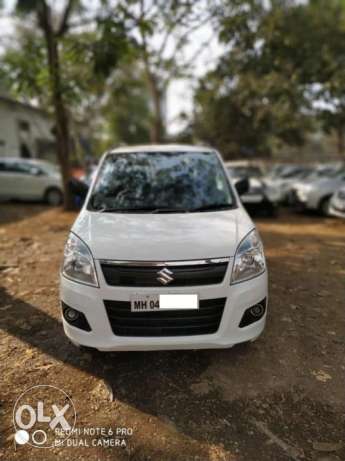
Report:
88,151,235,213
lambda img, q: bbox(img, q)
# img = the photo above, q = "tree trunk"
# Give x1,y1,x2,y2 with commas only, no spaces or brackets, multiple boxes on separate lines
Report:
39,4,74,210
145,68,164,143
151,84,163,143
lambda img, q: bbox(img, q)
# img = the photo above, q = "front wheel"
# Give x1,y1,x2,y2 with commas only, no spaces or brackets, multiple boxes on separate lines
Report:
45,188,63,206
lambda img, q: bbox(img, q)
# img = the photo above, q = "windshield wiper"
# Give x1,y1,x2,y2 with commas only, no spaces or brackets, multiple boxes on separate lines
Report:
190,203,234,212
94,204,231,213
97,207,152,213
152,207,190,213
97,207,189,213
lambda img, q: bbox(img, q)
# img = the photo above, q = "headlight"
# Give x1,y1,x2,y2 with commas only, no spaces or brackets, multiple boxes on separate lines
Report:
62,233,98,287
296,185,312,201
231,229,266,284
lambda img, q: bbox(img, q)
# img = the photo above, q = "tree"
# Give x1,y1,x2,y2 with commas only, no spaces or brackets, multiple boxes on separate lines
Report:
7,1,129,208
191,1,312,158
14,0,80,209
191,0,345,159
105,0,215,143
193,70,311,158
100,61,152,146
227,0,345,157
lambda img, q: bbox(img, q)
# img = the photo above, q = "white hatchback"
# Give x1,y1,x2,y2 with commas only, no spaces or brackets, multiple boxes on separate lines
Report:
60,145,268,351
0,157,63,205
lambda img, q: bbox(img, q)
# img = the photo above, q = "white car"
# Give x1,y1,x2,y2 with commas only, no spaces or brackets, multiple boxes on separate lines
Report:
0,157,63,205
329,187,345,218
292,167,345,215
60,145,268,351
263,165,313,204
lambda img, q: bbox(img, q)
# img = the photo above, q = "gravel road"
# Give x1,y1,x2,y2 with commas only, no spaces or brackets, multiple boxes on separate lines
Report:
0,204,344,461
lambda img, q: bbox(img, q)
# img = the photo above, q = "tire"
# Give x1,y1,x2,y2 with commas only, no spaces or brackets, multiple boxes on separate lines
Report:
318,196,331,216
44,188,63,206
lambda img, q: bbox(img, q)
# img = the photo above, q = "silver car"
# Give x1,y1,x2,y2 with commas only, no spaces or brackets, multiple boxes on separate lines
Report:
0,157,63,205
292,167,345,215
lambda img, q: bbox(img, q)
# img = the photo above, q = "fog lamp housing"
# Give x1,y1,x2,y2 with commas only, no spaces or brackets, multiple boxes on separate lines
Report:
239,299,266,328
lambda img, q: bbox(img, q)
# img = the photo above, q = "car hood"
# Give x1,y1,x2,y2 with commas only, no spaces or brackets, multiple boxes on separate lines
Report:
71,208,253,261
301,177,343,192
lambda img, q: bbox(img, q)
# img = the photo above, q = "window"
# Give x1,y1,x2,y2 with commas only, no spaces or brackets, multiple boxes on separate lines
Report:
18,120,30,132
4,162,41,175
89,151,235,212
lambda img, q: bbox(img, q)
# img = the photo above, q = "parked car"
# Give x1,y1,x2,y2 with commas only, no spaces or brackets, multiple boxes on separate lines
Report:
0,157,63,205
287,163,343,205
263,165,313,204
226,162,279,217
291,166,345,215
329,187,345,219
61,145,268,351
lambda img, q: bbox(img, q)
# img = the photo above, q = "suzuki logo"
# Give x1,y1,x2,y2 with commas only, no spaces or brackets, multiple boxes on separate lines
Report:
157,268,174,285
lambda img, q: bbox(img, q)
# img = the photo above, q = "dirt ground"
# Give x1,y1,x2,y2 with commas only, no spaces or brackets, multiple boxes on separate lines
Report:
0,204,344,461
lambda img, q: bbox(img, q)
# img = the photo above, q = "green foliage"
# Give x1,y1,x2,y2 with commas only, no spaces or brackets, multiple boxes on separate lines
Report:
0,31,49,103
193,0,345,158
100,62,151,147
0,25,137,156
92,17,130,77
193,70,310,158
15,0,41,15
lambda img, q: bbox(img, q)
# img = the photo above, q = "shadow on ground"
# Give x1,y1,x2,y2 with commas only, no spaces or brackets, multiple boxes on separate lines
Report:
0,203,50,226
1,284,345,461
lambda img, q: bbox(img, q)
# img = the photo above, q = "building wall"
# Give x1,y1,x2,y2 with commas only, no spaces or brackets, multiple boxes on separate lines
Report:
0,98,56,161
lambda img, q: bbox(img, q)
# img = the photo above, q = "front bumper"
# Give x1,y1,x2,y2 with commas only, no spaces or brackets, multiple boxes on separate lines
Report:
329,204,345,219
288,189,311,209
60,260,268,351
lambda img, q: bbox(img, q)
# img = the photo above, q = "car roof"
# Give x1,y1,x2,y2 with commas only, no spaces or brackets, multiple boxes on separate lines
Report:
107,144,215,154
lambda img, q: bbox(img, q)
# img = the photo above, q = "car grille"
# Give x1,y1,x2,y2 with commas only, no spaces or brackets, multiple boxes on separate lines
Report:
100,260,229,287
104,298,226,337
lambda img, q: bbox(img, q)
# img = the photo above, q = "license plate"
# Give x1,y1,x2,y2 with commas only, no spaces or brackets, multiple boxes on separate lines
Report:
131,294,160,312
130,294,199,312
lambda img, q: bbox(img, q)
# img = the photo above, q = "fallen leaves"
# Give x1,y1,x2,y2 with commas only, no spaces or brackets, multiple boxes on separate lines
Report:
312,441,343,452
311,370,332,383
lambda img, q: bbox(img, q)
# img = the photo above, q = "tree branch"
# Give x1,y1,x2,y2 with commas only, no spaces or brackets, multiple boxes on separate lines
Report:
56,0,77,37
159,11,214,67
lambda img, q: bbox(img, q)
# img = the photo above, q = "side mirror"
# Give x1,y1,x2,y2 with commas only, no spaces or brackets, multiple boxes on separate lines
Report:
235,177,250,196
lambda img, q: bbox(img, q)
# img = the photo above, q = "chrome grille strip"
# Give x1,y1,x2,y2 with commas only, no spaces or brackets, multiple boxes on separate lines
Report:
98,257,230,267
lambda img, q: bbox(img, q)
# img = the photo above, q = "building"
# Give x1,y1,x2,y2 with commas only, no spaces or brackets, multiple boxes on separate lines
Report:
0,94,56,161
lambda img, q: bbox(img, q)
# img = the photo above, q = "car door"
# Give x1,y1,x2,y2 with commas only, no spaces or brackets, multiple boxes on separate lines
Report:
0,160,16,199
13,162,48,200
0,160,26,199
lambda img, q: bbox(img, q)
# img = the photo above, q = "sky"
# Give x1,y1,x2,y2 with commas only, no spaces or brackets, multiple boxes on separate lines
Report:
0,0,223,134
